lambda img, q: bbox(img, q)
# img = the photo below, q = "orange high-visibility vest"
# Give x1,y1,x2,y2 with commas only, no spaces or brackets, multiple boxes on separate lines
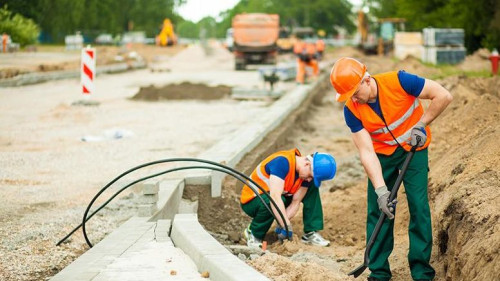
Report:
240,148,304,204
293,41,305,54
305,42,316,55
345,71,431,155
316,39,325,52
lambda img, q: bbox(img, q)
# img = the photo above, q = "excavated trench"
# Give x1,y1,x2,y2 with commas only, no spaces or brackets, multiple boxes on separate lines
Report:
182,60,500,280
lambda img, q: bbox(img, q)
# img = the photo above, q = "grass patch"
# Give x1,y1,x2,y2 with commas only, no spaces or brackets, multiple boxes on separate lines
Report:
425,63,492,80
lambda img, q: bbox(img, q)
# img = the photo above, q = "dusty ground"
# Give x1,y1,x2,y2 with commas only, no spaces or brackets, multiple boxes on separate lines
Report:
0,44,187,79
1,43,498,281
0,42,273,280
194,47,499,280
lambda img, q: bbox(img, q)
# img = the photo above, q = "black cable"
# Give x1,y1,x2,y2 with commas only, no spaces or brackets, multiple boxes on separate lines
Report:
79,158,289,248
57,165,276,246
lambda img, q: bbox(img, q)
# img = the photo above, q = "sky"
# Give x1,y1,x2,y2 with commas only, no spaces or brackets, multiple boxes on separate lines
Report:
176,0,240,22
176,0,364,22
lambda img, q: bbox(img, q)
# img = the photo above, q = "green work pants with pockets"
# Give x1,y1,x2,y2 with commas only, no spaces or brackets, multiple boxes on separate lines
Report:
241,185,324,240
367,147,435,281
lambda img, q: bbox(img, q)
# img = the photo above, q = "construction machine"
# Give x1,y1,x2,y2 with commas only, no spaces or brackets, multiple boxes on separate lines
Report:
277,26,315,53
156,18,177,46
377,18,406,55
277,26,293,53
357,10,406,55
232,13,280,70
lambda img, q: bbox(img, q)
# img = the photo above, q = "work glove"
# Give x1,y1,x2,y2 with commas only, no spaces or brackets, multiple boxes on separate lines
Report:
375,185,397,220
410,121,427,147
275,225,293,241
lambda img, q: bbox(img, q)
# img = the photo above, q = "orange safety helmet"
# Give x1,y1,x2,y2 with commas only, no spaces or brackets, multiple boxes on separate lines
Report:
330,57,367,102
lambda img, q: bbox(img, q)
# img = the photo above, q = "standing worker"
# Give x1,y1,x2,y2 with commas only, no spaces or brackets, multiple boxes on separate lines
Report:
329,57,452,281
315,38,325,60
294,40,319,84
241,148,336,248
2,33,8,53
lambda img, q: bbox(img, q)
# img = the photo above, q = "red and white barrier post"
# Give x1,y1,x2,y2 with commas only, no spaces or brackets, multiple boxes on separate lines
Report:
81,45,96,95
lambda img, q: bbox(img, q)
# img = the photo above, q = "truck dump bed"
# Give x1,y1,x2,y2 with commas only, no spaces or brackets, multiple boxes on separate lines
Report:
232,13,279,70
232,13,279,49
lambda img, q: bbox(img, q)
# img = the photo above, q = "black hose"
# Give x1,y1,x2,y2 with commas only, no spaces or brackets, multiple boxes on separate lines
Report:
57,165,276,246
78,158,288,248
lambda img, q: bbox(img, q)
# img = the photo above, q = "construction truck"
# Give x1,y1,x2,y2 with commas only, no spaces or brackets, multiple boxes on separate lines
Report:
156,18,177,46
232,13,280,70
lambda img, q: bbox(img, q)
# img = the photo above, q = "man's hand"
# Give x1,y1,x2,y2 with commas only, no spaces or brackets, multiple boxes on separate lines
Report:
410,121,427,147
275,225,293,241
375,186,397,219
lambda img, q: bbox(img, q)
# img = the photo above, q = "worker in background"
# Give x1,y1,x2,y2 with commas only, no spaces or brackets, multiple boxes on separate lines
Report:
330,57,453,281
315,38,325,60
2,33,8,53
241,148,336,248
294,39,319,84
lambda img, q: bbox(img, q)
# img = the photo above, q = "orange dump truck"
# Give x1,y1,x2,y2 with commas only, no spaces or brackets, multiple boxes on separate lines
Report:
232,13,279,70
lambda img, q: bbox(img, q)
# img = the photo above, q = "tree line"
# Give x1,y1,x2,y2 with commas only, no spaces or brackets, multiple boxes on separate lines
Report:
0,0,183,43
0,0,498,53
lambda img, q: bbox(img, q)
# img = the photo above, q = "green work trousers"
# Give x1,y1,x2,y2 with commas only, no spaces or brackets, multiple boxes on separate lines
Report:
367,147,435,281
241,185,324,240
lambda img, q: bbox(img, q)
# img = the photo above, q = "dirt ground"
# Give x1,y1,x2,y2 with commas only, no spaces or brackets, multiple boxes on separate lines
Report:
1,43,498,281
132,82,231,101
0,42,270,281
0,44,187,79
193,47,499,281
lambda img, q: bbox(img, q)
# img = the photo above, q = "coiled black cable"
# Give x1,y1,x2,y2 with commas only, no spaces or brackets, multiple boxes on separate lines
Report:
57,158,288,248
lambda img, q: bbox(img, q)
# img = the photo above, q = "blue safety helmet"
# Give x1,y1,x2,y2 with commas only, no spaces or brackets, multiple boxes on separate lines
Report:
311,152,336,188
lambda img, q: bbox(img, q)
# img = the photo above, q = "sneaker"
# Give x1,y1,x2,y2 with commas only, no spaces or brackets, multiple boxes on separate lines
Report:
301,231,330,247
243,225,262,248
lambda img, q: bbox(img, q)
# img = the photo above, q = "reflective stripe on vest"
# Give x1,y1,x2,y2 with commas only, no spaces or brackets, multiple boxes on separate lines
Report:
240,148,303,204
255,162,270,187
371,99,420,135
372,126,412,146
345,71,431,155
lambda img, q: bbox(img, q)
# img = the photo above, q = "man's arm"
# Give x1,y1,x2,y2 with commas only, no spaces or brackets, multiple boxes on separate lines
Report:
417,79,453,125
269,175,290,228
286,186,308,220
352,129,396,219
352,129,385,188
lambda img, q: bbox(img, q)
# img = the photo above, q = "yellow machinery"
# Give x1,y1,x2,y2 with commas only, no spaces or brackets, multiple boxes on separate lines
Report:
277,26,315,53
156,19,177,46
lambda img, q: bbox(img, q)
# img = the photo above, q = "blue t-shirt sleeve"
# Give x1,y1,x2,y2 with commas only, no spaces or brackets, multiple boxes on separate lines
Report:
397,70,425,97
266,156,289,180
344,106,364,133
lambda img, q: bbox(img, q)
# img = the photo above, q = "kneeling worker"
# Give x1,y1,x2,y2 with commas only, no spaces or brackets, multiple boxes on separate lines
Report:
240,148,336,248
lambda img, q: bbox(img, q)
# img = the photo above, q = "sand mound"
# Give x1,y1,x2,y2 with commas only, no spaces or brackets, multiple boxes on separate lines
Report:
250,252,345,281
131,82,231,101
458,48,492,72
426,75,500,281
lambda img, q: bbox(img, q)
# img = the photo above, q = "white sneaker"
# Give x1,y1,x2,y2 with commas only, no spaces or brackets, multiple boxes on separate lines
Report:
244,225,262,248
301,231,330,247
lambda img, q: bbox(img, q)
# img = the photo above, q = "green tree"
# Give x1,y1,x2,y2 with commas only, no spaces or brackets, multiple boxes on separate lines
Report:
215,0,355,38
177,20,199,38
0,5,39,46
0,0,186,43
371,0,500,52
